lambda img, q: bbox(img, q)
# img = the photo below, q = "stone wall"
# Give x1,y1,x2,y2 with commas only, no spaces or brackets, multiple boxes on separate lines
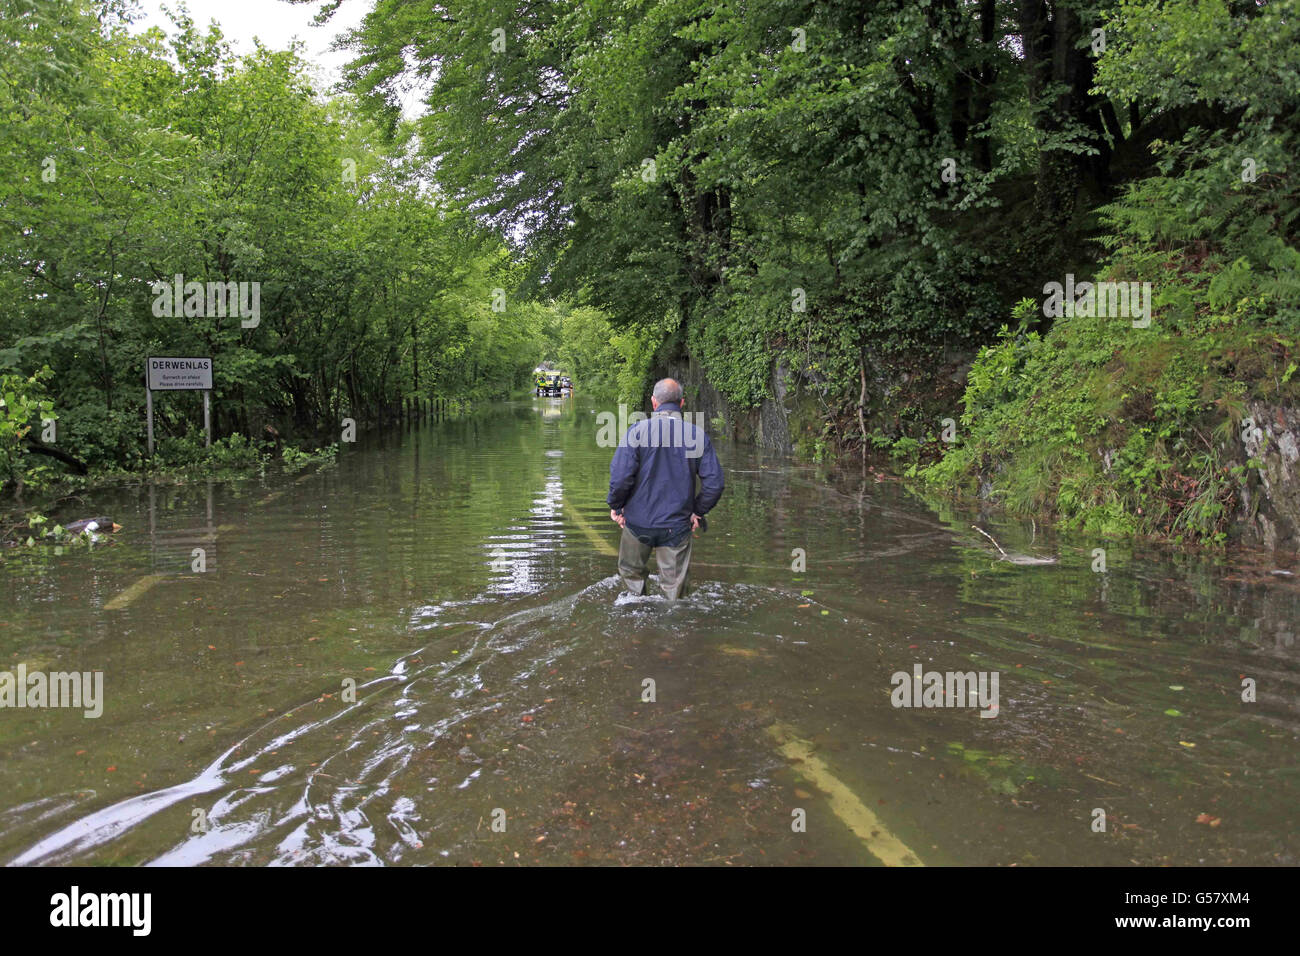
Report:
650,352,802,455
1239,402,1300,551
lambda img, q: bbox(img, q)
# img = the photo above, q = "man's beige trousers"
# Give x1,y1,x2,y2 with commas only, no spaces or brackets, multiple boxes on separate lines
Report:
617,527,693,600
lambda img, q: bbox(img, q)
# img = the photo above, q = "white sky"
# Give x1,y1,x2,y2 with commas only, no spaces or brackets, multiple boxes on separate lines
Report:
128,0,374,95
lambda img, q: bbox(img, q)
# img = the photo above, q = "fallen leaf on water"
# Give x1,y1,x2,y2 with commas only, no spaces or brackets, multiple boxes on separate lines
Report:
793,788,812,799
1179,741,1196,748
1164,709,1182,717
1195,813,1221,827
797,603,810,608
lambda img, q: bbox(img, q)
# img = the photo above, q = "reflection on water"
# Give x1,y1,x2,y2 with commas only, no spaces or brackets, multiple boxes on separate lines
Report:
1,396,1297,866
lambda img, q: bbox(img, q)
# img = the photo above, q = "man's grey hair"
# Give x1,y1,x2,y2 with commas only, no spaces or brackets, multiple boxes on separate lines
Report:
652,378,683,404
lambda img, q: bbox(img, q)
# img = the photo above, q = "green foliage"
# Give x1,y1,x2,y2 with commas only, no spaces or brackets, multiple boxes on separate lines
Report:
281,443,339,475
0,368,56,491
338,0,1038,419
902,0,1300,544
613,312,681,406
553,302,624,402
151,433,268,479
4,0,1298,557
0,0,555,486
687,295,775,409
923,107,1299,541
327,0,1300,494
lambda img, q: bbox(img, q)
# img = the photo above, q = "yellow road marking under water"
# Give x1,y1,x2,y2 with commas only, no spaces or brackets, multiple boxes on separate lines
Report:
766,722,925,867
716,645,775,660
562,497,619,557
103,574,165,611
560,502,918,864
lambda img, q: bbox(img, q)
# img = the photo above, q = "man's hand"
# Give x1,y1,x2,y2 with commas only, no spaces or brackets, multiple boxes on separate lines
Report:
610,509,626,528
691,513,702,531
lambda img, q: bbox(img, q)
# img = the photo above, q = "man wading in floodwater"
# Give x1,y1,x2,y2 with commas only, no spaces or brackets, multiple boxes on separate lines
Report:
607,378,724,600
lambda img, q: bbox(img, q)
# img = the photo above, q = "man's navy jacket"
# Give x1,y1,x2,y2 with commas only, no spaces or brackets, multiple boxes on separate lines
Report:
607,402,724,533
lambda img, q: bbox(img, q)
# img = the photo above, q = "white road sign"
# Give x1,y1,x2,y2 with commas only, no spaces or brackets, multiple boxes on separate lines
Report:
147,357,212,391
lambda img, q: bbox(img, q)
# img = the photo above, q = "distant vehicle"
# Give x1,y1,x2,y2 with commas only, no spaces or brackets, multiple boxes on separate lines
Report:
535,373,562,396
560,376,573,391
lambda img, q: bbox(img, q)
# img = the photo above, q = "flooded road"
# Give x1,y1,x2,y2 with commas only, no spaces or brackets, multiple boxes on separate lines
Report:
1,396,1297,866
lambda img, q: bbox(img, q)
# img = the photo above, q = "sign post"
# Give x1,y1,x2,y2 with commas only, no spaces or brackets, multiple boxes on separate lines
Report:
146,357,214,456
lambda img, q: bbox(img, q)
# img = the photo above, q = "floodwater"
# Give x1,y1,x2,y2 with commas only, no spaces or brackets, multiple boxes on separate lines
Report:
1,396,1297,866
